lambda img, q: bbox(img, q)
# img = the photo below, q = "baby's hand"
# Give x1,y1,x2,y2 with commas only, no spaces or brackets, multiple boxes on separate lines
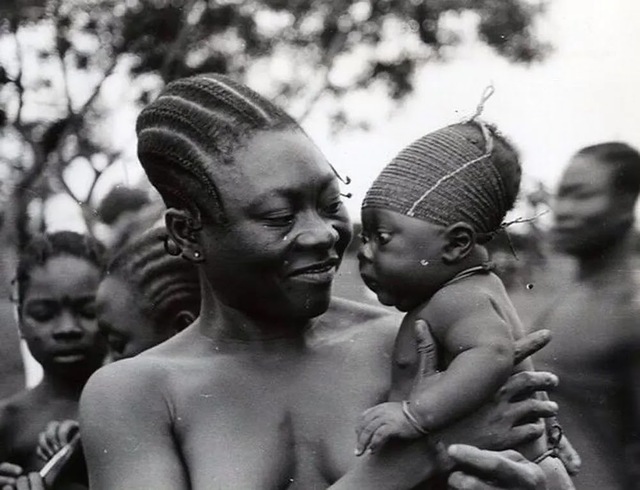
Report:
355,402,423,455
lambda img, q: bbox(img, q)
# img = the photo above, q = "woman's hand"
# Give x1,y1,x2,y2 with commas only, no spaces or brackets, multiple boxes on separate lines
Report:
437,370,558,450
37,420,79,462
447,444,547,490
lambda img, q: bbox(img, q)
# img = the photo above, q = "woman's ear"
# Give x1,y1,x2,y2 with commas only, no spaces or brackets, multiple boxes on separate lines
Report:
171,310,196,333
165,208,203,261
442,222,476,264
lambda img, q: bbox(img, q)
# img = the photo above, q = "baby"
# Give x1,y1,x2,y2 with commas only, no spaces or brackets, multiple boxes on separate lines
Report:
356,120,545,457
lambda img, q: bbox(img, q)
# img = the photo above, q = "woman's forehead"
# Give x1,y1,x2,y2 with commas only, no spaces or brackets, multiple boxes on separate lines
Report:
218,129,337,202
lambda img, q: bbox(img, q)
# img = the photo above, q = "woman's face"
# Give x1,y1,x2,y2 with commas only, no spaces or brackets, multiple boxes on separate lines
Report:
196,128,352,322
95,276,169,362
20,255,106,374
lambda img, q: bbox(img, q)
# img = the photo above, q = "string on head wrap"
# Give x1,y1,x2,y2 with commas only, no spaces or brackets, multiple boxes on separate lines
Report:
136,74,300,223
107,228,200,332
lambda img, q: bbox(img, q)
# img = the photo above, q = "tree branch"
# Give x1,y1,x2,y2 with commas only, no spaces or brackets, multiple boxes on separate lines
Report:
297,29,349,123
53,1,75,116
160,0,203,81
11,19,26,133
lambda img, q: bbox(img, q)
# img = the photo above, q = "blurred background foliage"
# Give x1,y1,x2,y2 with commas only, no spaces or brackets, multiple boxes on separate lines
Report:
0,0,548,251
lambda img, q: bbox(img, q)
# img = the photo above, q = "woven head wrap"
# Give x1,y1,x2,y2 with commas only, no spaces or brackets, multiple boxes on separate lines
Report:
362,122,513,237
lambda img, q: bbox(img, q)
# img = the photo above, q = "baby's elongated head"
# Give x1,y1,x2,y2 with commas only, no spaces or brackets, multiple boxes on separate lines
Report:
362,121,521,241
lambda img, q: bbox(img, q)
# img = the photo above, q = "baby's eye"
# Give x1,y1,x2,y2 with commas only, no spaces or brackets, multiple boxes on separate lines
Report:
376,231,392,245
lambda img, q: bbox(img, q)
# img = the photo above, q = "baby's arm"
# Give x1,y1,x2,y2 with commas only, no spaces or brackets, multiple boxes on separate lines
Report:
408,288,514,432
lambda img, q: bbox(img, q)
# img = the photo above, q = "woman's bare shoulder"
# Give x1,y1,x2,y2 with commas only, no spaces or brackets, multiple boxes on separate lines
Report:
311,297,402,351
325,297,400,329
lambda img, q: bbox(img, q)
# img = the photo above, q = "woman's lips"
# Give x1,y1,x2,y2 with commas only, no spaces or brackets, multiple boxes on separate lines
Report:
287,258,339,284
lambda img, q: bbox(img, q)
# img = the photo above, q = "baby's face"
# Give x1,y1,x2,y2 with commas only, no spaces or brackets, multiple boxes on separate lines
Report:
358,207,452,311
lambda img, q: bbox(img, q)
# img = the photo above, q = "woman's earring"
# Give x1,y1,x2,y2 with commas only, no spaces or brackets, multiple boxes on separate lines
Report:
194,251,201,259
163,234,182,257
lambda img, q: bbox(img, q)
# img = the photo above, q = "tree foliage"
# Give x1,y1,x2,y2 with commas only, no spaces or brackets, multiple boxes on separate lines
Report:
0,0,549,249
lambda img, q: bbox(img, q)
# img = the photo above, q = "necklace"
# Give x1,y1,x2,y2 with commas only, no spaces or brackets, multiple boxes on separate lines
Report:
441,262,494,288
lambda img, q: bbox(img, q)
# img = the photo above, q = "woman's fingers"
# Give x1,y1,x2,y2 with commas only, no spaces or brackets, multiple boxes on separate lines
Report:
414,319,438,378
555,435,581,475
448,471,499,489
448,445,545,489
499,371,558,402
513,330,551,365
509,398,558,424
501,423,546,448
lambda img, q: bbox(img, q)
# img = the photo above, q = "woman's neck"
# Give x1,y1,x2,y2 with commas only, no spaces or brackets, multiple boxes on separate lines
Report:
577,233,633,281
197,277,313,346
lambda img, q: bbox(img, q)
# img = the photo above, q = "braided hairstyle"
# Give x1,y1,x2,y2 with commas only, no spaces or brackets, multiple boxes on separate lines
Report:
106,228,200,333
136,74,300,224
15,231,106,313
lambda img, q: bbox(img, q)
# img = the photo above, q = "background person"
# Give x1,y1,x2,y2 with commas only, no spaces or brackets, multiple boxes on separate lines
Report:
0,232,107,488
28,227,202,490
533,142,640,489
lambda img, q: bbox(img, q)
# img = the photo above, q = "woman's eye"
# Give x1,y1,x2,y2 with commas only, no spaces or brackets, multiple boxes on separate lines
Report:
263,213,295,227
322,200,343,215
359,233,369,245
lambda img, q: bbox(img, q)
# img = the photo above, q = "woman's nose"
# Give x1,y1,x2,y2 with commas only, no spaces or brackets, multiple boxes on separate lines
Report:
293,217,339,250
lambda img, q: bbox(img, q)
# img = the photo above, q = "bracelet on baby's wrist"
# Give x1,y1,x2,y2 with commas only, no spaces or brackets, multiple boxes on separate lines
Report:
401,400,430,436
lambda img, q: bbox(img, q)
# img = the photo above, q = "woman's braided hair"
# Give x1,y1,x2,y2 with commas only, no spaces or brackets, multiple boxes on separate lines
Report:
106,228,200,332
136,74,299,224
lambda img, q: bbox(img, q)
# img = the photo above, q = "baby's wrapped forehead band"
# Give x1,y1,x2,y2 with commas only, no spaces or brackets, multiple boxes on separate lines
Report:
407,121,495,217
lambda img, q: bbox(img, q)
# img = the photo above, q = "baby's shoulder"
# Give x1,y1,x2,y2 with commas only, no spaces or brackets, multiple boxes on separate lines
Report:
425,277,498,323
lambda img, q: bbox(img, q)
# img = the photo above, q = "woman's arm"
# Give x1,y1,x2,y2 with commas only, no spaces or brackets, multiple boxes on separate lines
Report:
80,361,189,490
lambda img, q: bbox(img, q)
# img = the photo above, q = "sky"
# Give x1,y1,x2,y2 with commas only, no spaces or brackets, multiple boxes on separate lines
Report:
46,0,640,229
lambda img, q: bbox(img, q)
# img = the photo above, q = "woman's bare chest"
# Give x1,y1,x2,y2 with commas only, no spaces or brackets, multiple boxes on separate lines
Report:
167,352,388,488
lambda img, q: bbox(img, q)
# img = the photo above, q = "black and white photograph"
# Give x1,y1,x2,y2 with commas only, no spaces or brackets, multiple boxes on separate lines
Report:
0,0,638,488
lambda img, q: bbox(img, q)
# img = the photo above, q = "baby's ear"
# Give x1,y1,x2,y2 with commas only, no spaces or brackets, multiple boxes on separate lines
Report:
442,222,476,264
